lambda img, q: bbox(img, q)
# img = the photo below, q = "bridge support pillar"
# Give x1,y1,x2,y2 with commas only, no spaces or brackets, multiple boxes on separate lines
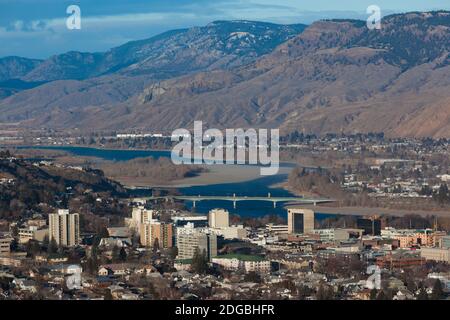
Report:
273,202,276,208
193,201,196,208
233,201,236,209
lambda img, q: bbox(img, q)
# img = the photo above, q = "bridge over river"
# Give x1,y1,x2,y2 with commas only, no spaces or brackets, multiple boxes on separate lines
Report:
136,194,334,209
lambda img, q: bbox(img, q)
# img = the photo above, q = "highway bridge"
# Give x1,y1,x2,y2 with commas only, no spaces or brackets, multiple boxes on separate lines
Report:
135,193,334,209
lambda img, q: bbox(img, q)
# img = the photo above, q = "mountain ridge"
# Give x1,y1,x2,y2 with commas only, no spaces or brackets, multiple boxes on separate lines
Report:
0,12,449,138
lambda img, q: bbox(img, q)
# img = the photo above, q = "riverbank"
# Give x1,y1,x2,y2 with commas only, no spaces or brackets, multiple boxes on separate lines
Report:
300,205,450,217
14,145,295,188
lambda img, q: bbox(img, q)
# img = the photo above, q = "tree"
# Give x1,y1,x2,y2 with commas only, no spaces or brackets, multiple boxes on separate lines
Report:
417,286,429,300
48,238,58,254
431,280,445,300
26,240,41,257
153,237,160,253
370,288,378,300
112,245,120,262
98,227,110,239
244,271,261,283
316,284,334,300
85,245,99,274
104,290,113,300
376,290,388,300
119,247,127,262
191,248,208,274
42,234,49,247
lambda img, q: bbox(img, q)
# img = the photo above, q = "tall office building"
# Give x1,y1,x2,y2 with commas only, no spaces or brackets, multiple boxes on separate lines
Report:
140,221,173,249
287,208,314,235
209,209,229,228
357,218,381,236
49,209,80,247
176,224,217,261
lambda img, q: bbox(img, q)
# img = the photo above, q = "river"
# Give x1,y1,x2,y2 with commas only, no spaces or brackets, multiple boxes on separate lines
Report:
18,146,335,219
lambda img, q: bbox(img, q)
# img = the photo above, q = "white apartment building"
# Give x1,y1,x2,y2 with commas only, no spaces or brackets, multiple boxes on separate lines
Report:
49,209,80,247
212,256,271,273
266,224,289,236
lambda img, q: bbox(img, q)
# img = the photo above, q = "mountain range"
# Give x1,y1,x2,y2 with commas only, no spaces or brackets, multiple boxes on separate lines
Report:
0,12,449,138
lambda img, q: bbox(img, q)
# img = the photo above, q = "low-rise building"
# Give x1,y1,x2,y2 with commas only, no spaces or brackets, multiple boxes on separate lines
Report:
266,224,289,236
18,226,49,244
212,254,270,273
421,247,450,263
312,228,363,242
211,225,247,240
0,235,12,254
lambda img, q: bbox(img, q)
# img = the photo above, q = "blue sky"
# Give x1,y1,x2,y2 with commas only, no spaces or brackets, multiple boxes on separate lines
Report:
1,0,449,58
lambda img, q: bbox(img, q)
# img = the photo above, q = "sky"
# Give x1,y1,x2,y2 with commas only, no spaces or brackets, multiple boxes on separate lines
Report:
1,0,449,59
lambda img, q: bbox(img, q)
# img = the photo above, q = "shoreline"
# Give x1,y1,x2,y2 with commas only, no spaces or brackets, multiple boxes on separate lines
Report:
299,205,450,217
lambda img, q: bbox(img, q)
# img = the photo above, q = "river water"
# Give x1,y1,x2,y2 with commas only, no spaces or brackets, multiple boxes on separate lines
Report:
19,146,335,220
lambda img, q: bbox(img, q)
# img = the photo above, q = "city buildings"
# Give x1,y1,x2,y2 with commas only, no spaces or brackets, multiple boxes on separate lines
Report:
172,215,208,228
287,208,314,235
212,225,247,240
18,226,48,244
176,224,217,261
127,206,155,231
0,234,12,254
441,235,450,249
48,209,80,247
209,209,229,228
421,247,450,263
140,221,173,248
266,224,289,236
357,218,381,236
381,228,444,248
212,254,271,273
312,228,363,242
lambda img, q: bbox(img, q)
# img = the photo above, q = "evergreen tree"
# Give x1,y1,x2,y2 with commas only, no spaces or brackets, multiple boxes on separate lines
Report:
48,238,58,254
153,237,160,253
111,245,120,262
376,290,388,300
119,247,127,262
370,288,378,300
417,287,429,300
431,280,444,300
191,248,208,274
